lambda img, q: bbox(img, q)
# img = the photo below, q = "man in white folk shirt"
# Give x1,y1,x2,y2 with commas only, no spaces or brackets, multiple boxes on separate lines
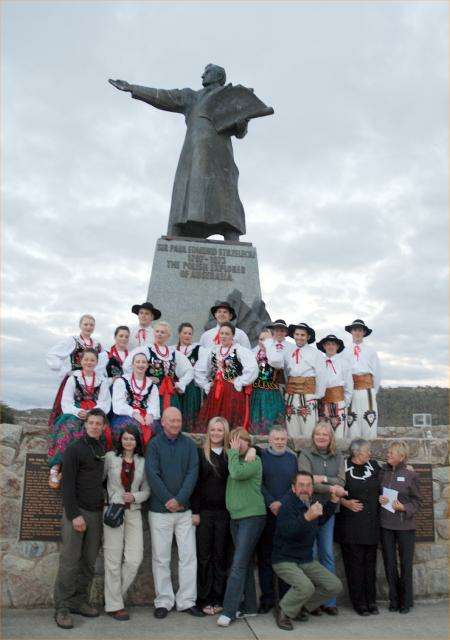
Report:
316,335,353,441
128,302,161,350
199,301,251,349
264,319,294,390
280,323,326,439
344,319,381,440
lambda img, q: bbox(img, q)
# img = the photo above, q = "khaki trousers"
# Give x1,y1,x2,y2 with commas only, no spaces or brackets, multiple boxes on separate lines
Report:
148,510,197,611
103,509,144,612
53,508,103,613
273,560,342,619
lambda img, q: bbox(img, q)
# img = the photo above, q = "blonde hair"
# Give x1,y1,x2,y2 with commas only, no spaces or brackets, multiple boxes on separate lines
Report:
154,320,172,335
311,421,337,455
388,440,409,461
79,314,95,327
204,416,230,469
230,426,252,444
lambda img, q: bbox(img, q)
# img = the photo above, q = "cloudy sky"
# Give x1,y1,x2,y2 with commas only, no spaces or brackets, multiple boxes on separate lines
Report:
2,1,448,408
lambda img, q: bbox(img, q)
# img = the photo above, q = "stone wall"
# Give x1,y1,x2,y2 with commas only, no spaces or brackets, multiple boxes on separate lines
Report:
1,420,448,608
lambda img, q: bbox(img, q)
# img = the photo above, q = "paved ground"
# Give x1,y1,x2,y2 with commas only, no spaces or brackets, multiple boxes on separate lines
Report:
2,601,448,640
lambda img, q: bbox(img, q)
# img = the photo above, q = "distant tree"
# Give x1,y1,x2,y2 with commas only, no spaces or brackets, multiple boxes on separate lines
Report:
0,402,15,424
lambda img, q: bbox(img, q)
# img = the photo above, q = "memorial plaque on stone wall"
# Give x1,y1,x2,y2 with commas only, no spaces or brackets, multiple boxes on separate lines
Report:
412,463,435,543
20,453,62,541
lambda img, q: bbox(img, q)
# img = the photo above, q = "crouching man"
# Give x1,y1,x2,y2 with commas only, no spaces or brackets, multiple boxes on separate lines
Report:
272,471,345,630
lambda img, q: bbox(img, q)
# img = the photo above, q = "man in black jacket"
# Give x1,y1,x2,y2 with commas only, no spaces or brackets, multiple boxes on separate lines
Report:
53,409,107,629
272,471,345,630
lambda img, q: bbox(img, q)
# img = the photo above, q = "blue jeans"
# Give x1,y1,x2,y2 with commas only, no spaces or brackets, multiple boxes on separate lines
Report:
313,515,336,607
222,515,266,619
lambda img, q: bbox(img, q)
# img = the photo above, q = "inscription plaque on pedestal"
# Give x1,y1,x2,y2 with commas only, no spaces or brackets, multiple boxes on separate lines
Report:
412,463,435,543
147,236,263,340
20,453,62,541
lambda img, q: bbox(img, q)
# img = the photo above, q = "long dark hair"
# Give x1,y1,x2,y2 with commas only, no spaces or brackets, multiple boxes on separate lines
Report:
115,425,144,458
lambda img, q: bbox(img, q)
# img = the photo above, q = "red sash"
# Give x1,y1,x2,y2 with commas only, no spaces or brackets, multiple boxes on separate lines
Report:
159,376,175,410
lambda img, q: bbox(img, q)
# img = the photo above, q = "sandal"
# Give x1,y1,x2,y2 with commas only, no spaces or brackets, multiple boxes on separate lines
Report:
202,605,215,616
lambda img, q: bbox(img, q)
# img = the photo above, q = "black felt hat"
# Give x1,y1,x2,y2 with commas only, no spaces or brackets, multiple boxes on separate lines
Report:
344,319,372,336
267,319,289,331
210,301,237,321
317,334,345,354
287,322,316,344
131,302,161,320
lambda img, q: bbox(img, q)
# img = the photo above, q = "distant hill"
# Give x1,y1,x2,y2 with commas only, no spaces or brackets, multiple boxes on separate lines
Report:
378,386,448,427
2,387,448,427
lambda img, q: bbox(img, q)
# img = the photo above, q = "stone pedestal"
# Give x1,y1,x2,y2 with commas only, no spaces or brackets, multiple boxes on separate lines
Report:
147,236,265,341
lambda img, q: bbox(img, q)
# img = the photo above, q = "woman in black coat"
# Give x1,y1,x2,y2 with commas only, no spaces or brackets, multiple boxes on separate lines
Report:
334,438,381,616
191,417,231,615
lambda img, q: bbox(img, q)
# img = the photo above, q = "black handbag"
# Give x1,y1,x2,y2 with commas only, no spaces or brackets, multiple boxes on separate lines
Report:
103,503,125,528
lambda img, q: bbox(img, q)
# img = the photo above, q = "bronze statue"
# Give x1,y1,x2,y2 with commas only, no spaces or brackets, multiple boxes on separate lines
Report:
109,64,273,241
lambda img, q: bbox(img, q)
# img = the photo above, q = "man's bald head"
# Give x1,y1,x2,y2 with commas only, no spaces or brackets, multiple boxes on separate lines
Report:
161,407,183,438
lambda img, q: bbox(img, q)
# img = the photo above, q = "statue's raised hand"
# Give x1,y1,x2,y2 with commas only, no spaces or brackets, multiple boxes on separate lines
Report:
108,78,131,92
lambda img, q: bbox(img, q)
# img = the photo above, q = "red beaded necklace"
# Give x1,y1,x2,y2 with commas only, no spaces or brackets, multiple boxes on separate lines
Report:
81,371,96,394
110,345,128,364
154,343,169,358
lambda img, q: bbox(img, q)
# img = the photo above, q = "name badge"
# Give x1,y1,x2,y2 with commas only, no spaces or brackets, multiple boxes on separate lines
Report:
397,476,405,482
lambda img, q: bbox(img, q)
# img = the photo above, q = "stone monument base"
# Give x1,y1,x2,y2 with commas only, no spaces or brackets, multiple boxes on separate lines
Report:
146,236,269,343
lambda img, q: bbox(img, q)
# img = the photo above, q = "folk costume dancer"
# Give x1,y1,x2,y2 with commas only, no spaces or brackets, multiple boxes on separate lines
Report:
316,335,353,440
344,320,381,440
46,314,106,428
170,322,202,432
264,319,293,390
48,348,112,489
194,322,258,433
106,326,130,383
128,302,161,350
249,329,285,435
283,323,326,439
199,301,251,349
111,352,160,449
124,321,194,419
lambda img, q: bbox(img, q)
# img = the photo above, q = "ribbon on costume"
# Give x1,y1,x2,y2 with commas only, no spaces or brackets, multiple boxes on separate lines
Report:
213,330,221,345
138,328,147,344
325,358,337,374
243,385,253,431
214,370,225,400
292,348,301,364
158,375,175,410
354,344,361,360
80,399,96,410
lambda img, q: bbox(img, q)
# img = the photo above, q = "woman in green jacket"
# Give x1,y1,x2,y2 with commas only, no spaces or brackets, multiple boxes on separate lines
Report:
217,428,266,627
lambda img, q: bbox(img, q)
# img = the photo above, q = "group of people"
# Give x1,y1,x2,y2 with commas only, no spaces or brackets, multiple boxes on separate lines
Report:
45,300,381,488
52,409,421,632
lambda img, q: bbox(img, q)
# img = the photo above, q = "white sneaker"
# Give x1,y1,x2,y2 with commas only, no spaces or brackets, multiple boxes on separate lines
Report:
217,615,232,627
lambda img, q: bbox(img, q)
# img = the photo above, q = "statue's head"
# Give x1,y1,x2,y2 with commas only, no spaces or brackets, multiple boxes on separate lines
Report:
202,64,226,87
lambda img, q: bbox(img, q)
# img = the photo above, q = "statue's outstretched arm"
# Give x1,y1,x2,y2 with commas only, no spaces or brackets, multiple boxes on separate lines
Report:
108,79,193,114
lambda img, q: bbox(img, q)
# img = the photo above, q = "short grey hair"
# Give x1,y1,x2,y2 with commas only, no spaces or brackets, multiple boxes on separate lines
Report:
349,438,370,457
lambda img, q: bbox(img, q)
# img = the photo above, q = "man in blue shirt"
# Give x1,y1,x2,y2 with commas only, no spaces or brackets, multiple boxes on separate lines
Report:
256,427,298,613
145,407,202,618
272,471,344,631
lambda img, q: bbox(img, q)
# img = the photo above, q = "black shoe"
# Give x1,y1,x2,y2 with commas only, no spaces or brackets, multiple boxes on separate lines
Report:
389,605,399,612
355,607,371,617
69,604,99,618
154,607,169,619
322,605,338,616
309,607,323,616
399,607,410,614
258,603,274,614
181,606,205,617
295,607,309,622
368,605,379,615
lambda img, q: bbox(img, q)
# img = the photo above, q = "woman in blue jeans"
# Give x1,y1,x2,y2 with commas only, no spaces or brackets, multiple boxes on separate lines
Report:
217,427,266,627
298,421,345,615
